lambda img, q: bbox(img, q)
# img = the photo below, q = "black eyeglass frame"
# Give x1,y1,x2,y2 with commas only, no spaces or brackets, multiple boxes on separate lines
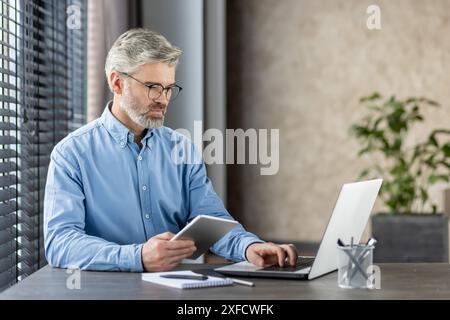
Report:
118,71,183,102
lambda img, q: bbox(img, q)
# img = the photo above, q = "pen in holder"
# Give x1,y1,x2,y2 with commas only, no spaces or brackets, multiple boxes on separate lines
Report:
337,238,376,289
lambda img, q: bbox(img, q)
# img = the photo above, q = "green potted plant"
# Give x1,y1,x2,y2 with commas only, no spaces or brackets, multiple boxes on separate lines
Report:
350,93,450,262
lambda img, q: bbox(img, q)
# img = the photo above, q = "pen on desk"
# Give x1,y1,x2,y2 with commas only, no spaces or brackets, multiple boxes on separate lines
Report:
192,269,255,287
228,277,255,287
160,274,208,281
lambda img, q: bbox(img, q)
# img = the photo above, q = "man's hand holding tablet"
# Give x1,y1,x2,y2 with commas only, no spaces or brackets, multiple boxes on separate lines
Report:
141,215,238,272
141,231,196,272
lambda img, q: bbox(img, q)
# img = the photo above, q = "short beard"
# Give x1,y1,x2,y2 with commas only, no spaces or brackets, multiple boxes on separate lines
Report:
119,84,165,129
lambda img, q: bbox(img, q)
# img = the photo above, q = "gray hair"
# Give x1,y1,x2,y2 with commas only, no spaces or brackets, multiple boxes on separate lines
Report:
105,28,182,92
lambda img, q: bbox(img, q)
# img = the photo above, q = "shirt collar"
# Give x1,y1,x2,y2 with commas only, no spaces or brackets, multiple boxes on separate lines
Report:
100,101,154,148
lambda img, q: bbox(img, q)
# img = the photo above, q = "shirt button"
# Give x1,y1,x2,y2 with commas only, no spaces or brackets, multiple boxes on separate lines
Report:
145,214,150,219
138,156,143,161
120,141,125,147
142,185,147,191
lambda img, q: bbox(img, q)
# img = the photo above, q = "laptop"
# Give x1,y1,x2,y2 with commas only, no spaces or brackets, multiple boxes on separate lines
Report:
215,178,382,280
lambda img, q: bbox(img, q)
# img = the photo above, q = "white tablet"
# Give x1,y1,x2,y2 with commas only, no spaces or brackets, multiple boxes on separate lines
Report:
171,215,239,259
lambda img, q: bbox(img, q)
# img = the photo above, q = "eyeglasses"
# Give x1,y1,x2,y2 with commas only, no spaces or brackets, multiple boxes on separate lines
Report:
119,72,182,102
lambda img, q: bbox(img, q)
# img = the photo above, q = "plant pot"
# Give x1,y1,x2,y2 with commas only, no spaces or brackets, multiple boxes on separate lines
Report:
371,213,449,263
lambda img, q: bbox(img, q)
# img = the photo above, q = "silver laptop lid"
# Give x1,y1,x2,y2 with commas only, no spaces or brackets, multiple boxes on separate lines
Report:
308,178,382,279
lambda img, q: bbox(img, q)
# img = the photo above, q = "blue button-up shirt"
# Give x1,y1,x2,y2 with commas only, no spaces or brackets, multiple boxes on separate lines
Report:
44,103,263,271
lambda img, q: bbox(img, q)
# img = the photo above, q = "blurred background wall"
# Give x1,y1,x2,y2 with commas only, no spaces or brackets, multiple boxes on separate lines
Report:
226,0,450,244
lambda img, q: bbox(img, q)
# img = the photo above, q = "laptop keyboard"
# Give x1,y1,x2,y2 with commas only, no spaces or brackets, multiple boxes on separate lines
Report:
261,257,315,272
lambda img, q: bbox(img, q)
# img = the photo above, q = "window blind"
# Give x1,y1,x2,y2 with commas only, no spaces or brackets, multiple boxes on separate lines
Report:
0,0,86,291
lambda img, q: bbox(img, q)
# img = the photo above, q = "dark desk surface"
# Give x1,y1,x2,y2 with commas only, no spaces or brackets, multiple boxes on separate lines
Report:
1,263,450,300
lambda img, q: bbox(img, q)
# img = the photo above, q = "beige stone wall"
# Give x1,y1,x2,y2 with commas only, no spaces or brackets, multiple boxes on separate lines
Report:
227,0,450,242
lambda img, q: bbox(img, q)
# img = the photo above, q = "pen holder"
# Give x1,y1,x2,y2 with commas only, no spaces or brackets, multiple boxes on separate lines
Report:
337,244,374,289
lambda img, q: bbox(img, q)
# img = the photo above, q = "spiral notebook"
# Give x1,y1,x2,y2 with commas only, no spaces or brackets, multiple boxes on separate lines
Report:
141,270,234,289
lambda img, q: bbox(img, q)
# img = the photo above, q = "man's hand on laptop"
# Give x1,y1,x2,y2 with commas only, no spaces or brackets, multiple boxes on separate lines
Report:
141,232,197,272
245,242,299,267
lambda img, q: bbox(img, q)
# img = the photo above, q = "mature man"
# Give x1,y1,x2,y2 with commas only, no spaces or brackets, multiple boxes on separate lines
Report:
44,29,298,272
